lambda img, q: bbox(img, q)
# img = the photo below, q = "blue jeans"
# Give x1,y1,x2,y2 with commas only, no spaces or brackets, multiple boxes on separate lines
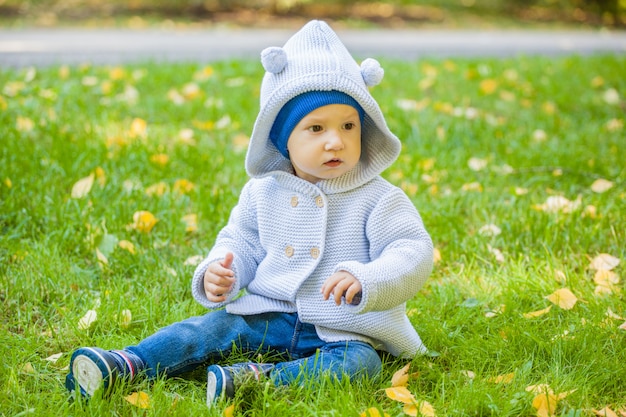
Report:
127,310,382,386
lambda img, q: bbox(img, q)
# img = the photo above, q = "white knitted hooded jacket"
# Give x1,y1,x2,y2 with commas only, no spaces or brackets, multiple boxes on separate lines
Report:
191,20,433,358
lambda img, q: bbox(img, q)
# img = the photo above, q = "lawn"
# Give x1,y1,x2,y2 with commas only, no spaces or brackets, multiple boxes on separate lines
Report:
1,54,625,416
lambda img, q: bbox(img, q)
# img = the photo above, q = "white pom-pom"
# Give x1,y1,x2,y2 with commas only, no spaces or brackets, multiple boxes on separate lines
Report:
261,47,288,74
360,58,384,87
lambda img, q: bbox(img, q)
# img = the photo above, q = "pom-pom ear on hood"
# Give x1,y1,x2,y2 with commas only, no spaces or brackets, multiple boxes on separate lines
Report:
360,58,384,87
245,20,401,193
261,46,288,74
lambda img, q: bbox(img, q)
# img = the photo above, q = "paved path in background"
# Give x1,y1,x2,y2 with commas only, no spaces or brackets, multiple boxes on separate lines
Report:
1,27,625,67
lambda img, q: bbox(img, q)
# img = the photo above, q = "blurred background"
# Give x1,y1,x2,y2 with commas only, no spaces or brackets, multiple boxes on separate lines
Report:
1,0,624,29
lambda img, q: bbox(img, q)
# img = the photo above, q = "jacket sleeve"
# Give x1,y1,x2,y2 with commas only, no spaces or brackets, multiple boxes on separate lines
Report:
191,181,265,309
335,186,433,314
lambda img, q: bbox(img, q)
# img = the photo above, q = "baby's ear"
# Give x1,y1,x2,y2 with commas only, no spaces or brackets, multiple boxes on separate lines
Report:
261,46,288,74
361,58,384,87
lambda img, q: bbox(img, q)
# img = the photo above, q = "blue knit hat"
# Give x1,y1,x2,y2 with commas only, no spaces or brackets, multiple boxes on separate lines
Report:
269,90,365,159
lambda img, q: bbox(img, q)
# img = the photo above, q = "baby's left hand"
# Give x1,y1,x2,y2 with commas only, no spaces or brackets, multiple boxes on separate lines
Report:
321,271,362,305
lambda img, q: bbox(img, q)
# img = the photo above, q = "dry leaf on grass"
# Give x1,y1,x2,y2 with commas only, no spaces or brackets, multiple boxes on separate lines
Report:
589,254,620,271
71,174,95,199
403,401,436,417
118,309,132,329
523,306,552,319
391,363,411,387
385,386,416,404
594,407,619,417
182,214,198,233
532,195,581,213
590,179,614,193
545,288,577,310
184,255,203,266
360,408,390,417
487,373,514,384
78,309,97,330
118,240,136,254
45,353,63,363
223,404,235,417
130,211,158,233
125,391,151,409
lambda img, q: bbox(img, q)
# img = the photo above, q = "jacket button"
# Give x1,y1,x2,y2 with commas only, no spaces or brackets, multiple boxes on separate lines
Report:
291,196,298,207
285,245,294,257
310,247,320,259
315,196,324,207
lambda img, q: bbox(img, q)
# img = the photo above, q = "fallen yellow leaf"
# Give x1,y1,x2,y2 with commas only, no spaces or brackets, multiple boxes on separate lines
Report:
433,248,442,264
125,391,151,409
109,67,126,80
488,245,505,263
523,306,552,319
460,370,476,379
182,214,198,233
232,133,250,152
131,211,158,233
223,404,235,417
532,391,559,417
78,309,97,330
360,407,390,417
119,309,132,328
532,195,581,213
173,179,195,194
487,373,514,384
129,118,147,138
594,269,620,287
184,255,203,266
590,179,614,194
150,153,169,166
146,181,169,197
94,166,106,186
118,240,136,254
391,363,411,387
594,407,619,417
554,269,567,283
403,401,436,417
16,116,34,132
528,385,575,417
468,157,488,171
385,386,416,404
545,288,577,310
45,353,63,363
96,248,108,265
461,182,483,192
21,362,35,374
71,174,95,199
606,308,624,321
479,79,498,95
589,254,620,271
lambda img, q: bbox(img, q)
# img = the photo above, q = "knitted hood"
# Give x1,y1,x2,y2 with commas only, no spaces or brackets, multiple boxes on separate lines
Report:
245,20,401,193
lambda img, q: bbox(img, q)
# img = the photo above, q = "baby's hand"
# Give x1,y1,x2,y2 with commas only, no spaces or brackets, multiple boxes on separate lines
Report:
321,271,362,306
203,252,235,302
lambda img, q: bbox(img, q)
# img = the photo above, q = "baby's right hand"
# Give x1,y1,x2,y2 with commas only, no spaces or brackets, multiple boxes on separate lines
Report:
203,252,235,303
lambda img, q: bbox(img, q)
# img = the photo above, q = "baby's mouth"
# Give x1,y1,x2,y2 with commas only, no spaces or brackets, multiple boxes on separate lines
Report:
324,158,343,167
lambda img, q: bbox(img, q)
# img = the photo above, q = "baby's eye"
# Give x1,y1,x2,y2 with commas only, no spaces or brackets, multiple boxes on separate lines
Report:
343,122,356,130
308,125,323,132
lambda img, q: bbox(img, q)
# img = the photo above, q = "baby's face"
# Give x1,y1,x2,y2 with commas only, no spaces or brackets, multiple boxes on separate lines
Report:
286,104,361,184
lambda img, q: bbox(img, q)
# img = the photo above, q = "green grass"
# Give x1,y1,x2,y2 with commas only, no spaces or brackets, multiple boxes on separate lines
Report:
1,54,625,416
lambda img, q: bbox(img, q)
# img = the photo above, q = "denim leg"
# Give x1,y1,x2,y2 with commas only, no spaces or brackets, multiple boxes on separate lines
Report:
127,310,301,378
271,340,382,385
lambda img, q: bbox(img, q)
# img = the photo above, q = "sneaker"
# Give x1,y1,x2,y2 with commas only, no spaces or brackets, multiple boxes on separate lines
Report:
65,347,144,397
206,363,273,405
